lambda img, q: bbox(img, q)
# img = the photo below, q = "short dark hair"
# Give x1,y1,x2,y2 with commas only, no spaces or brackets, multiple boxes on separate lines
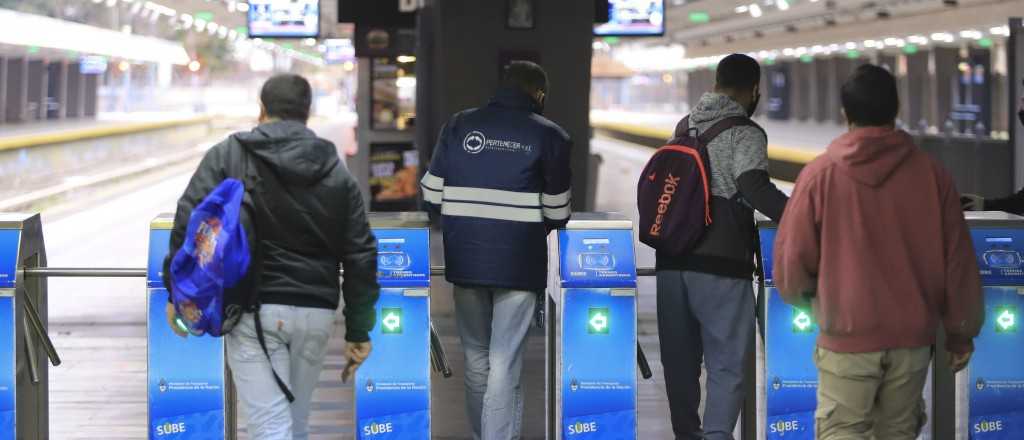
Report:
260,74,312,122
502,61,548,95
715,54,761,91
841,64,899,127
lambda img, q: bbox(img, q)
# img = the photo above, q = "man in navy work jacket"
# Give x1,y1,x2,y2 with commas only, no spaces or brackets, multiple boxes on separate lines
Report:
420,61,572,440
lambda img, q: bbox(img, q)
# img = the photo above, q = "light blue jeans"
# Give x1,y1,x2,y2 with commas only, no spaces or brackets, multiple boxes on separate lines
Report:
226,304,335,440
454,286,538,440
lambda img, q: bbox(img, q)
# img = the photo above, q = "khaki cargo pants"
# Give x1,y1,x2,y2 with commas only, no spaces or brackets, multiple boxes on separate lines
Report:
814,346,931,440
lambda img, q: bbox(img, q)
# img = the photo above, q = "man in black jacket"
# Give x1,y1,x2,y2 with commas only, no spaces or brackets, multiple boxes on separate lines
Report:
165,74,379,440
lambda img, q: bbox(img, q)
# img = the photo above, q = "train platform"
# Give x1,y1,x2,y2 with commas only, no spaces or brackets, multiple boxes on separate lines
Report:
592,110,846,182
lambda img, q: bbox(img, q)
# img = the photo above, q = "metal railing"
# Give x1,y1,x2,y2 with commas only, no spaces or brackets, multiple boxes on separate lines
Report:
20,264,661,380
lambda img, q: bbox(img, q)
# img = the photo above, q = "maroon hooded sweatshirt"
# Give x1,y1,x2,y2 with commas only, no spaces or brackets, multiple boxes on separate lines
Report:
774,127,983,355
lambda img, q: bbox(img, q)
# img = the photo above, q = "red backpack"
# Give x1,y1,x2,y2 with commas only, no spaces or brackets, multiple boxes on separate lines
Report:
637,116,761,256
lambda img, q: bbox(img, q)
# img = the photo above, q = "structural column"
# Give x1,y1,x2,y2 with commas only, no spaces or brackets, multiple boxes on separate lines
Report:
813,57,833,123
26,60,46,121
84,73,98,118
0,57,7,124
47,61,67,120
5,58,27,123
65,62,83,118
931,46,959,130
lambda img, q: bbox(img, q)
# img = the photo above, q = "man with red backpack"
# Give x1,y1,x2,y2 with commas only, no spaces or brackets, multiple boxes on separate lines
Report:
653,54,788,440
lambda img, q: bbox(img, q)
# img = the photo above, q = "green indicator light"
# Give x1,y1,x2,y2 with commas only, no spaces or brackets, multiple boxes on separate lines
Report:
846,50,861,59
800,54,813,63
764,58,776,66
282,43,294,49
996,306,1017,333
195,11,215,22
381,308,403,334
689,12,711,24
588,307,610,334
978,38,993,48
235,26,248,36
27,46,39,54
604,37,620,44
903,44,919,55
174,316,189,333
792,308,814,332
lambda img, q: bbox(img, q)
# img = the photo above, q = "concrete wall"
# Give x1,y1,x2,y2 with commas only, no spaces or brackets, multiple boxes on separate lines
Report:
416,0,595,209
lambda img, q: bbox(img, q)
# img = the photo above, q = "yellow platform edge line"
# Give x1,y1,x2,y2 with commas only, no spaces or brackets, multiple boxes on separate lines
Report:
0,116,214,152
593,121,821,165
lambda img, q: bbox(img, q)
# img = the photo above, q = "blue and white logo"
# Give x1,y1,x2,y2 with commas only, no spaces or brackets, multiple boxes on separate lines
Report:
463,131,486,154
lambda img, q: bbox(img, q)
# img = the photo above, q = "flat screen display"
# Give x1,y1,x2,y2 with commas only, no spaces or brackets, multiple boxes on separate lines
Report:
248,0,320,38
594,0,665,37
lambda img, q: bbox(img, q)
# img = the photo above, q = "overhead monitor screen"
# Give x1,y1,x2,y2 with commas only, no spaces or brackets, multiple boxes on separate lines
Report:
248,0,320,38
594,0,665,37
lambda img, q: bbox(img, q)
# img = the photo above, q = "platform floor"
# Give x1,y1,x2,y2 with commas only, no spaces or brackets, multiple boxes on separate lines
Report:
39,129,778,438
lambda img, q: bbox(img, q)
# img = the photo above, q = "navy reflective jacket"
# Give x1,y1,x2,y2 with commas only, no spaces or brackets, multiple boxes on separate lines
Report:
421,87,573,290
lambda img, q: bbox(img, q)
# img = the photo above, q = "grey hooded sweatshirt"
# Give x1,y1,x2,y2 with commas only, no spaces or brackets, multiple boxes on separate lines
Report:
656,93,789,279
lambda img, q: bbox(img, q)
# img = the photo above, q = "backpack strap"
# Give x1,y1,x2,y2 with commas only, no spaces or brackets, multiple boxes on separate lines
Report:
230,140,297,404
698,116,766,146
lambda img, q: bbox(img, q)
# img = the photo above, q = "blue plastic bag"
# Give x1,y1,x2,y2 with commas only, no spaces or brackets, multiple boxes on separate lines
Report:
170,178,250,337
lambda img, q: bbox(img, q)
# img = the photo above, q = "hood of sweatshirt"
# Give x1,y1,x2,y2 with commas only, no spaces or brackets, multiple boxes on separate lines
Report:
233,120,340,186
689,93,748,127
825,127,916,187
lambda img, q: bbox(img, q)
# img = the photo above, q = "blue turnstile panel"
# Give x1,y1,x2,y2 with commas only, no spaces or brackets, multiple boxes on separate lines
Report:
968,226,1024,439
558,229,637,289
760,226,818,440
0,228,19,440
355,226,430,439
765,287,818,439
355,288,430,439
970,228,1024,286
0,293,13,440
970,287,1024,439
561,288,637,439
146,223,228,439
375,229,430,288
556,224,637,439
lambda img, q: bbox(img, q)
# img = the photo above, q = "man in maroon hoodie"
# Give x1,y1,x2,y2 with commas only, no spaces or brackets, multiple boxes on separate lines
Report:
773,64,984,439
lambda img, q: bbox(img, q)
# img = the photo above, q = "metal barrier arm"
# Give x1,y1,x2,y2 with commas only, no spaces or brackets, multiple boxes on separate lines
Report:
429,322,453,378
21,265,660,380
20,285,60,369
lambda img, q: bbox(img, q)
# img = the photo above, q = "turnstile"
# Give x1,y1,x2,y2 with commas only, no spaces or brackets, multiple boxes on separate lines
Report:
546,213,638,439
757,221,819,439
355,212,432,439
146,214,235,439
0,213,55,440
957,212,1024,439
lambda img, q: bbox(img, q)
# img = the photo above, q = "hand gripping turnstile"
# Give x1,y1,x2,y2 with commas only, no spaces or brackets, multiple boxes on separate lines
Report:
546,213,638,439
954,212,1024,439
355,212,437,439
0,213,59,440
146,214,236,439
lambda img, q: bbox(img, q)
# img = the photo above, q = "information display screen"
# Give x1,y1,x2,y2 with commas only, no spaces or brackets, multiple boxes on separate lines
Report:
594,0,665,37
248,0,320,38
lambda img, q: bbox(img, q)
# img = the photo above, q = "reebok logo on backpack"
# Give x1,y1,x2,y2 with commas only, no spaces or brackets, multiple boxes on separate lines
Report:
637,116,760,256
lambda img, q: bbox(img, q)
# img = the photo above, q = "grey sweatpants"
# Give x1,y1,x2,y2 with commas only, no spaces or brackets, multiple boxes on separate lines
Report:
226,304,335,440
656,270,755,440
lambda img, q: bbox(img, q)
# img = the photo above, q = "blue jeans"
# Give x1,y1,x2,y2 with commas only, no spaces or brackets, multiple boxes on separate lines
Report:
453,286,538,440
226,304,335,440
656,270,754,440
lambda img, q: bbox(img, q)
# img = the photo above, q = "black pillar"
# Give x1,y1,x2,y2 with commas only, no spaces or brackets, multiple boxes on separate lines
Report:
47,61,67,120
66,62,83,118
5,58,27,123
26,60,46,121
418,0,595,210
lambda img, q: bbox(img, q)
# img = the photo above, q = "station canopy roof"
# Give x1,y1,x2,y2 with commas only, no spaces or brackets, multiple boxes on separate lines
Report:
0,8,190,65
